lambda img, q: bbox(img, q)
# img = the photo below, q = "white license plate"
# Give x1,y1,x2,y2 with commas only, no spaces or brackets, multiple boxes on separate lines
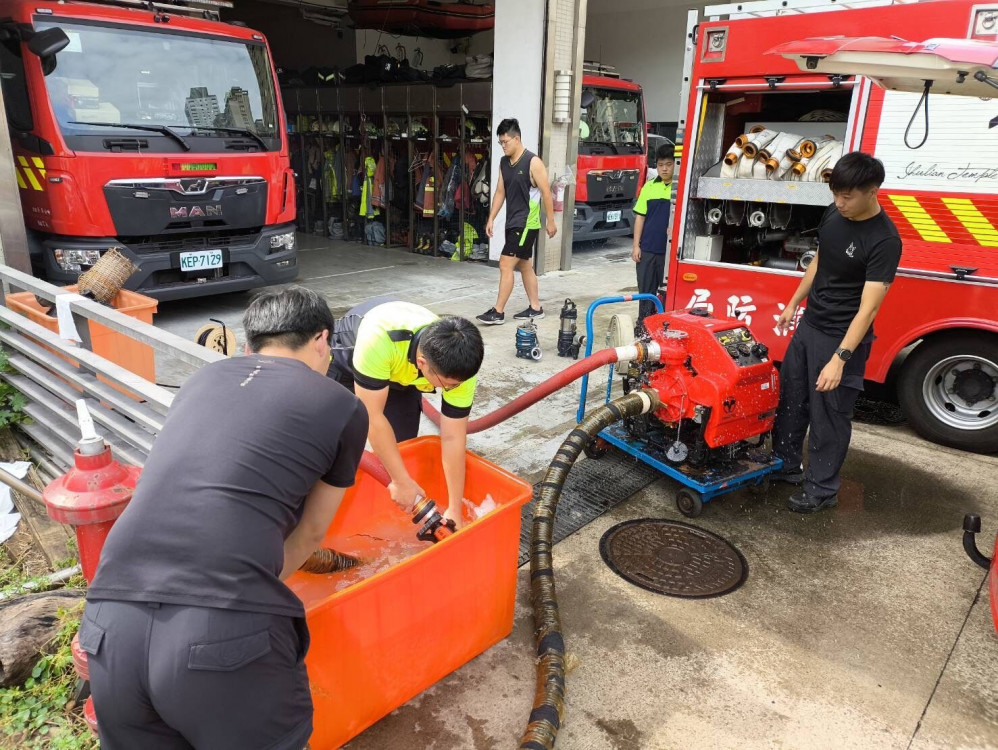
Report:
179,249,223,272
606,210,622,223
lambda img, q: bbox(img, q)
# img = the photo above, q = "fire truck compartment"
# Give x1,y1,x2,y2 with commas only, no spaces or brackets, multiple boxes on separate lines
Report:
680,89,852,272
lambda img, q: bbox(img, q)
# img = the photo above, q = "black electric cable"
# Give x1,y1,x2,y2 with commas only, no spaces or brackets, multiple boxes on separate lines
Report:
904,80,933,150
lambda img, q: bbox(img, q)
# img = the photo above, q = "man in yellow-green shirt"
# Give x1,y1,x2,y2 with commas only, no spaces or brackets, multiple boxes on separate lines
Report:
328,299,484,528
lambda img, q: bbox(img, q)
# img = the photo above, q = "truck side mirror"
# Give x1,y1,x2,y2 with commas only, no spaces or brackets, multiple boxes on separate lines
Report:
28,27,70,59
580,91,595,109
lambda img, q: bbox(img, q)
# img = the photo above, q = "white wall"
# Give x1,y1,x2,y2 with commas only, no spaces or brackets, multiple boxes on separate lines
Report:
584,6,688,122
489,0,546,261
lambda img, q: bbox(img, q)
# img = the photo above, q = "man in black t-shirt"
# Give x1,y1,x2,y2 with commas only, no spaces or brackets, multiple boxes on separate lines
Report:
772,152,902,513
81,287,368,749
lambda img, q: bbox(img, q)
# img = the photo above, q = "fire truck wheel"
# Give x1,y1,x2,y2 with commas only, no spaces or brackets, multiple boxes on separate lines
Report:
898,333,998,454
676,488,703,518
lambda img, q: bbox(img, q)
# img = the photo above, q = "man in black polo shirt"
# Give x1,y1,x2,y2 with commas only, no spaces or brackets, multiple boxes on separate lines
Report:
81,286,368,749
772,152,902,513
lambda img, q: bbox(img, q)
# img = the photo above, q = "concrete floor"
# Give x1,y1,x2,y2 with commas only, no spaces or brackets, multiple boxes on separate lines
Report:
152,234,998,749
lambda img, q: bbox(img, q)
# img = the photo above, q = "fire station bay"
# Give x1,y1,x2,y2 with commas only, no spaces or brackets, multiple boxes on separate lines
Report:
0,1,997,749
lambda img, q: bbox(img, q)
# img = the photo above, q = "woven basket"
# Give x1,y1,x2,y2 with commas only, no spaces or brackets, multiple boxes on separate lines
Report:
77,248,139,304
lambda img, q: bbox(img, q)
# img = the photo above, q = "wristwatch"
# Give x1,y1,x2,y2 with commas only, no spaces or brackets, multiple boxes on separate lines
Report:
836,347,853,362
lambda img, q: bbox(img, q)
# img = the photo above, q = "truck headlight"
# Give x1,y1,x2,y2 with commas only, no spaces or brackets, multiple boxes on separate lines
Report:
269,231,296,252
53,249,101,272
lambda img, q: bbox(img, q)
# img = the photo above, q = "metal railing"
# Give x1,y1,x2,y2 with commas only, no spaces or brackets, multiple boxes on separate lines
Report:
0,265,224,470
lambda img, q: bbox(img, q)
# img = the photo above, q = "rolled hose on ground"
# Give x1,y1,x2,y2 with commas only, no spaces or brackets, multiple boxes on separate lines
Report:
520,389,660,750
421,343,660,434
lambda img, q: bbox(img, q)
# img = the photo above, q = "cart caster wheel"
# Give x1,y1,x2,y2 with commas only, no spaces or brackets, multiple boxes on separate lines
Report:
748,478,771,496
584,437,609,460
676,489,703,518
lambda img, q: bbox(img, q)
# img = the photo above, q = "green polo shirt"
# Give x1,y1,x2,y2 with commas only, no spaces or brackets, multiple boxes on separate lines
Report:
350,301,477,419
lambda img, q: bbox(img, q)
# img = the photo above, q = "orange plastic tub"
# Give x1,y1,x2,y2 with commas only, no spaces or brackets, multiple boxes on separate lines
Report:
6,286,157,381
287,436,532,749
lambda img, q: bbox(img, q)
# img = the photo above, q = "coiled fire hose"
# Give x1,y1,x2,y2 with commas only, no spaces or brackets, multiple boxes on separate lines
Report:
520,389,660,750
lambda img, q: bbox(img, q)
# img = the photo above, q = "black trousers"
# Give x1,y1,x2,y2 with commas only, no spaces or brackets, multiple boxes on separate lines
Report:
772,321,871,499
329,363,422,442
80,600,312,750
635,252,666,321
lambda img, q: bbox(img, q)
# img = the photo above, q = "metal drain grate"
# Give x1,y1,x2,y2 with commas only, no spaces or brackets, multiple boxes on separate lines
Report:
518,450,661,565
599,519,748,598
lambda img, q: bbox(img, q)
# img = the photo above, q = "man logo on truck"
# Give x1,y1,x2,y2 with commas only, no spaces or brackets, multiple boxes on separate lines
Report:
170,205,223,219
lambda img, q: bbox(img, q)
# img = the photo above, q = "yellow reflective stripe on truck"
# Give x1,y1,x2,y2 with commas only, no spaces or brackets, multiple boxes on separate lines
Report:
941,197,998,247
16,156,44,191
887,194,950,243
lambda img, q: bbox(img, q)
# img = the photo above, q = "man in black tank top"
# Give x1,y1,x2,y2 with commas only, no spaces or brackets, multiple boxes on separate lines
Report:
476,118,558,326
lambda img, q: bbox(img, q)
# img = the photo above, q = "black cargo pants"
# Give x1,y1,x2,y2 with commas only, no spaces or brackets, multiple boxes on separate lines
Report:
772,321,871,499
635,251,666,322
79,600,312,750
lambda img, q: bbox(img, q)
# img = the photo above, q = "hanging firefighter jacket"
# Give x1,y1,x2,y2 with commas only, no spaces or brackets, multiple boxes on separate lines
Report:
372,155,387,209
438,159,461,219
323,146,343,200
359,156,380,218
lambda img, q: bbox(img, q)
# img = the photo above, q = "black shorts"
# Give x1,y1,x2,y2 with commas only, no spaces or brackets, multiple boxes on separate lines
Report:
502,227,539,260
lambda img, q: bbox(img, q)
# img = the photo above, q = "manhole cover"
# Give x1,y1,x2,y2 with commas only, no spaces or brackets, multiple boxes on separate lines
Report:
599,519,747,598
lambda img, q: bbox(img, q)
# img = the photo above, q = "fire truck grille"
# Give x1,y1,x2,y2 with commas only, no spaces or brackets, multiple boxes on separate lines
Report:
119,229,262,255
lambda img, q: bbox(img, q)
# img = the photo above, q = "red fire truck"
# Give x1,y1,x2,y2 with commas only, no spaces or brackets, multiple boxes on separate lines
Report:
667,0,998,453
0,0,297,300
573,66,648,243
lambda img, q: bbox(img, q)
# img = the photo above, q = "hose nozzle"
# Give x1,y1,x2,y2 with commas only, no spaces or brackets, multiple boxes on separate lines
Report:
412,497,456,543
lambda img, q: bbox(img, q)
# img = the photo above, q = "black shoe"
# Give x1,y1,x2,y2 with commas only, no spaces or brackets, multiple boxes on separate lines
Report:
771,465,805,484
513,306,545,320
787,490,838,514
476,307,505,325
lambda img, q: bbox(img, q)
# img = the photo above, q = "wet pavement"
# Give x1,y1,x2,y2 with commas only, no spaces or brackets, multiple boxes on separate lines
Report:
151,234,998,749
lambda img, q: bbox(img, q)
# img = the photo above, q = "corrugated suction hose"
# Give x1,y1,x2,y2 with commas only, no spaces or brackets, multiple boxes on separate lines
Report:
520,389,660,750
299,547,361,574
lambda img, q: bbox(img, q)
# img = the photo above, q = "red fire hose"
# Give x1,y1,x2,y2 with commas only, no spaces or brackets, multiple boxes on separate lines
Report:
420,346,634,433
356,342,658,481
359,451,392,486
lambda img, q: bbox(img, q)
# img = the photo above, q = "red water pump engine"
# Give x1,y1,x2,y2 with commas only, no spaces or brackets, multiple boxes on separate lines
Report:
619,309,779,465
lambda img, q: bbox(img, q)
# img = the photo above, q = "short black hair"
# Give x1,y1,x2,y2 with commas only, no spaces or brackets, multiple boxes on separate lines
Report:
497,118,521,138
829,151,885,193
243,286,334,353
655,144,675,163
420,316,484,382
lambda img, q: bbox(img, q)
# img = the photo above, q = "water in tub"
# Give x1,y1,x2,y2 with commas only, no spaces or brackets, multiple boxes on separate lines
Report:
288,494,498,600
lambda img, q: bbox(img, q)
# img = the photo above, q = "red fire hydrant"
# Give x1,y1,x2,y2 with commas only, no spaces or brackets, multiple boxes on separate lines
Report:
43,433,140,583
43,427,140,738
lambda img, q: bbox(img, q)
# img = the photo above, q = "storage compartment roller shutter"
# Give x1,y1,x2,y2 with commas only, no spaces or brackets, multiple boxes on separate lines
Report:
768,37,998,98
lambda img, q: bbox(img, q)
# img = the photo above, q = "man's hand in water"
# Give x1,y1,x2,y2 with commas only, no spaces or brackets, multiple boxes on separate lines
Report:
443,505,464,531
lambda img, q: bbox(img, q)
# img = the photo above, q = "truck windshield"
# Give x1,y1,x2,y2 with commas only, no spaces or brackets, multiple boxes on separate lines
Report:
37,19,279,149
579,87,644,154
